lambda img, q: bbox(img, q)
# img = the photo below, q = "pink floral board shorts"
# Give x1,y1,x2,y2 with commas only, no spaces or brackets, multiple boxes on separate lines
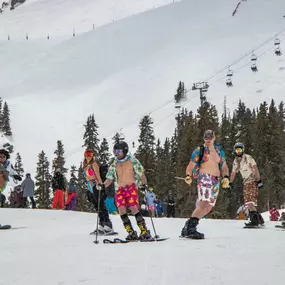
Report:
197,173,220,206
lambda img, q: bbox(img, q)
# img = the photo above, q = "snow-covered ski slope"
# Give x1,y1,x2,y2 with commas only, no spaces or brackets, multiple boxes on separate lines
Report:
0,0,181,38
1,0,285,174
0,209,284,285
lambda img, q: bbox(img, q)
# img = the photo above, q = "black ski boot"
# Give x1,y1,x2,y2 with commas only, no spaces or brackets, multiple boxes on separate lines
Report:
181,217,204,239
103,220,113,234
257,212,265,226
135,212,153,240
245,211,260,227
282,222,285,228
120,214,138,241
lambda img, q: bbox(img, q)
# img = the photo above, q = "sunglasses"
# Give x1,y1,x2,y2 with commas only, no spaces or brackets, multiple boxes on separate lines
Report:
113,149,123,155
235,147,243,153
84,152,94,158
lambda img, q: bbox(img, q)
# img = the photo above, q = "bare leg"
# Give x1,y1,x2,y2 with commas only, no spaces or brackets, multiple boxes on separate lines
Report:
192,201,213,219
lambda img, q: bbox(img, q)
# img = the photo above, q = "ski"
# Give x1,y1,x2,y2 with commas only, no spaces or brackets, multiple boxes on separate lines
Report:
243,225,264,229
90,231,118,236
0,225,11,230
103,237,169,244
275,225,285,229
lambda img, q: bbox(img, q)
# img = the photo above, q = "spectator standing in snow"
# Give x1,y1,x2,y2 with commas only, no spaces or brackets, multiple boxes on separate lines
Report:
279,212,285,221
52,168,67,210
269,205,280,221
165,193,175,218
144,187,156,217
65,178,77,210
21,173,36,209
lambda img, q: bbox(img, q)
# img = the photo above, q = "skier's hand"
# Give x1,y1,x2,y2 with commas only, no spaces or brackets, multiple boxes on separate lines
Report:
221,176,230,188
96,183,104,191
256,180,263,190
185,174,192,185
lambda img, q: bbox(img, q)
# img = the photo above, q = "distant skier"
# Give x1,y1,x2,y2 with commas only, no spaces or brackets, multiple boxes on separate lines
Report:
65,178,77,211
181,130,230,239
0,149,22,193
104,141,152,240
144,187,156,217
83,149,113,234
269,205,280,221
52,168,67,210
21,173,36,209
230,142,264,227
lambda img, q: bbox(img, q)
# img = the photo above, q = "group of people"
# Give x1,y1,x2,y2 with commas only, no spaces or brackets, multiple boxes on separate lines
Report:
1,128,281,240
181,129,267,239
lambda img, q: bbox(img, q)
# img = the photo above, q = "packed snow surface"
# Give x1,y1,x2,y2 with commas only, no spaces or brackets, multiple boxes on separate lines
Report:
0,209,284,285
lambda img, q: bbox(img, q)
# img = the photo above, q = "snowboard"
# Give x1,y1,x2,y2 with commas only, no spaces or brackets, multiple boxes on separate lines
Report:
179,234,205,240
243,224,264,229
103,237,169,244
0,225,11,230
275,225,285,229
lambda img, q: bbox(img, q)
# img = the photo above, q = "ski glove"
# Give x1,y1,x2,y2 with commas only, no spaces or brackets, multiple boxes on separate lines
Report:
221,176,230,188
256,180,263,190
185,175,192,185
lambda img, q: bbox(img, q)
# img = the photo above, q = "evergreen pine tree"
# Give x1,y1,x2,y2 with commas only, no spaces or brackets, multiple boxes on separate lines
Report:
70,165,78,182
76,163,90,212
52,140,68,174
14,152,24,176
34,151,52,209
112,132,120,145
174,81,187,104
83,114,100,156
136,115,156,185
1,102,12,136
98,138,110,165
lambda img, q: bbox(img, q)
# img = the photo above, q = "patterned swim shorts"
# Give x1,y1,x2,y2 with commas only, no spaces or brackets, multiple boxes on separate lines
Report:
197,173,220,206
115,183,139,208
243,181,258,206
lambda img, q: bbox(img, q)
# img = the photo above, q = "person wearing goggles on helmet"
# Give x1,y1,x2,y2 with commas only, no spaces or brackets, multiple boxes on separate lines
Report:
104,141,152,241
83,149,114,235
230,142,264,227
181,129,229,239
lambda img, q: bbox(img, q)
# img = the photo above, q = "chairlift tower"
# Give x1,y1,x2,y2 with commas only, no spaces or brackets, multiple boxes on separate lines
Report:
192,82,209,105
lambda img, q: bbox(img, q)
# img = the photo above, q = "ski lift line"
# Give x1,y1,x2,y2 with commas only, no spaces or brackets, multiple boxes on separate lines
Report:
201,26,285,83
209,39,284,86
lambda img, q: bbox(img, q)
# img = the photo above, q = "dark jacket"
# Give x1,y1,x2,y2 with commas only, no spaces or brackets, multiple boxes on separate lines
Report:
52,173,66,191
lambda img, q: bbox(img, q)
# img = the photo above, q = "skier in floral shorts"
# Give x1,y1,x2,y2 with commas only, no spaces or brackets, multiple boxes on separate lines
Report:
230,142,264,227
104,141,152,240
181,130,230,239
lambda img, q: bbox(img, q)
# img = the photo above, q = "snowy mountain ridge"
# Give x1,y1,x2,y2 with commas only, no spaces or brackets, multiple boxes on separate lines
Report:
0,0,285,178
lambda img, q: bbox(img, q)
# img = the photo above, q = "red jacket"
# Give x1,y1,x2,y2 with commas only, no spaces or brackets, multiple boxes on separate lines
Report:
269,208,280,221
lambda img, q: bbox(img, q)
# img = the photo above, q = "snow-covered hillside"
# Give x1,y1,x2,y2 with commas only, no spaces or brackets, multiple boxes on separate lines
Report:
0,0,285,176
0,0,182,38
0,209,284,285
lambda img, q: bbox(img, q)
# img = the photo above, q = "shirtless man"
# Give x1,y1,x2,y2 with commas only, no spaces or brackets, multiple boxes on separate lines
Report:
230,142,264,227
181,130,230,239
104,141,151,240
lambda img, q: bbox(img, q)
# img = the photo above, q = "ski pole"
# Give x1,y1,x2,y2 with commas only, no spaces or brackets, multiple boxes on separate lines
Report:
94,187,101,244
149,211,159,240
174,176,185,181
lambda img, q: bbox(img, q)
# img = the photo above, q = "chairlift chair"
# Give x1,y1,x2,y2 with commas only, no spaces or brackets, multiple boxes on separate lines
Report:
227,69,233,77
251,63,258,72
275,47,282,56
175,102,181,109
251,53,257,61
274,38,281,46
226,78,233,87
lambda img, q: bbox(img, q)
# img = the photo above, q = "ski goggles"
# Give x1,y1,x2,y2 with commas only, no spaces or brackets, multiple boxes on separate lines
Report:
84,151,94,157
204,134,214,140
235,147,244,154
113,149,123,155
